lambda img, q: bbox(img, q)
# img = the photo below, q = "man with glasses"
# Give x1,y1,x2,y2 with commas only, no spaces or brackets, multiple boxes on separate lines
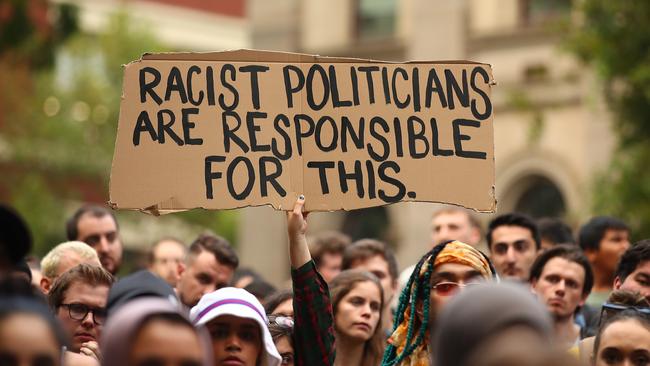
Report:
48,263,114,361
529,245,593,347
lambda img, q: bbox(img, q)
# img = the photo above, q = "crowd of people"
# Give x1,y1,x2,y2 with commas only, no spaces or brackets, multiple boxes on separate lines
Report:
1,196,649,366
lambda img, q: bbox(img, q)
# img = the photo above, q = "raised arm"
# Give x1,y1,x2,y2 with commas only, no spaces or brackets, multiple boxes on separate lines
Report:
287,195,335,366
287,195,311,269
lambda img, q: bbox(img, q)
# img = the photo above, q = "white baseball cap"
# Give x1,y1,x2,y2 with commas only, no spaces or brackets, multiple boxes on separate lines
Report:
190,287,281,366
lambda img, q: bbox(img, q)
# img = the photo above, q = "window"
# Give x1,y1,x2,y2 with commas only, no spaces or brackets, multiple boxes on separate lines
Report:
514,175,566,218
521,0,572,27
357,0,396,39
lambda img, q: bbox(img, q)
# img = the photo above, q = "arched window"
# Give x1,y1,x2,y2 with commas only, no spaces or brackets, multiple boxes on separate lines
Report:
514,175,566,218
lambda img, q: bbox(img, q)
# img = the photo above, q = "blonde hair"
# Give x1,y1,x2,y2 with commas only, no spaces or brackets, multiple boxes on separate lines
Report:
40,241,99,279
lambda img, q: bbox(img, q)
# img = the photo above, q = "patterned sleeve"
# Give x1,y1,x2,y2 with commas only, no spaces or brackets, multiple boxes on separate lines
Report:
292,260,335,366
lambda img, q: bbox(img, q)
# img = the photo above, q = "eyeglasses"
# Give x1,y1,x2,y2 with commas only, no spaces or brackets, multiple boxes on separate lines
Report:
59,303,107,325
599,302,650,325
268,315,294,328
431,282,480,296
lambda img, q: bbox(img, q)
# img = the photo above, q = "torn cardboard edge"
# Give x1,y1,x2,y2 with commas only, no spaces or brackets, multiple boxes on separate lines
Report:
107,195,497,216
140,48,490,66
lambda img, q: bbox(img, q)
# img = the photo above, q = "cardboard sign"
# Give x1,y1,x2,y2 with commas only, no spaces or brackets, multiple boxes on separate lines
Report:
109,50,496,214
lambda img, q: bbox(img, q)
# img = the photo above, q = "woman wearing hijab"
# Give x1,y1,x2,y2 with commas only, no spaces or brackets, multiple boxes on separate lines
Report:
431,282,556,366
191,287,282,366
381,240,498,366
102,297,212,366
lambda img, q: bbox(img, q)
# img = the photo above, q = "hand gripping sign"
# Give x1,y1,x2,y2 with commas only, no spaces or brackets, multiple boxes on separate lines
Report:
109,50,496,214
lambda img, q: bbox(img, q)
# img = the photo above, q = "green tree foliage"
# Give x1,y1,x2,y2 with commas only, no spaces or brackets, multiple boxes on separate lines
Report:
2,8,238,255
568,0,650,238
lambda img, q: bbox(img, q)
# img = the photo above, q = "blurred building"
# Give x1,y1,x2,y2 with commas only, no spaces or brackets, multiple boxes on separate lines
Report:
54,0,614,284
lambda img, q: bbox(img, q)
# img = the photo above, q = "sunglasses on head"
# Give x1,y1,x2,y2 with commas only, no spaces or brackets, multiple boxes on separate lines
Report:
599,302,650,325
268,315,294,328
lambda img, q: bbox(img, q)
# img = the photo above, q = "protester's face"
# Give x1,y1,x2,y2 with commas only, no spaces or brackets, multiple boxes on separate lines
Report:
595,319,650,366
274,335,294,366
129,318,204,366
178,251,234,307
348,255,395,304
532,257,586,320
56,281,109,353
0,313,61,366
207,315,262,366
150,240,186,287
335,280,382,342
430,263,484,317
76,213,123,275
431,211,479,246
318,252,342,283
271,298,293,317
489,225,539,281
615,261,650,302
592,229,630,274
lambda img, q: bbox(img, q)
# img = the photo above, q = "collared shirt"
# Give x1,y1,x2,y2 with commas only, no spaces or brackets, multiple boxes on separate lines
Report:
292,260,335,366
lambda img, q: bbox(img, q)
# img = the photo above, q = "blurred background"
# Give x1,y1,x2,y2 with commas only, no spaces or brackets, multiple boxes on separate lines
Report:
1,0,648,284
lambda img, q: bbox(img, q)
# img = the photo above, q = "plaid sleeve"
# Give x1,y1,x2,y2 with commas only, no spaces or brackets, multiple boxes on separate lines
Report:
292,260,335,366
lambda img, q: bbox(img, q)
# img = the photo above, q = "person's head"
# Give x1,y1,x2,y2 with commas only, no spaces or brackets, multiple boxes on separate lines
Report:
579,216,630,279
593,309,650,366
529,245,593,322
431,282,553,366
177,234,239,307
66,204,123,275
106,270,178,315
190,287,281,366
102,297,212,366
0,295,67,366
244,279,277,305
309,231,351,283
264,290,293,317
232,268,262,289
614,240,650,302
537,217,575,250
487,213,541,281
40,241,100,293
10,259,31,285
431,207,482,247
48,263,114,353
0,204,31,276
267,315,294,366
384,240,497,366
148,237,187,287
342,239,398,306
330,270,384,366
